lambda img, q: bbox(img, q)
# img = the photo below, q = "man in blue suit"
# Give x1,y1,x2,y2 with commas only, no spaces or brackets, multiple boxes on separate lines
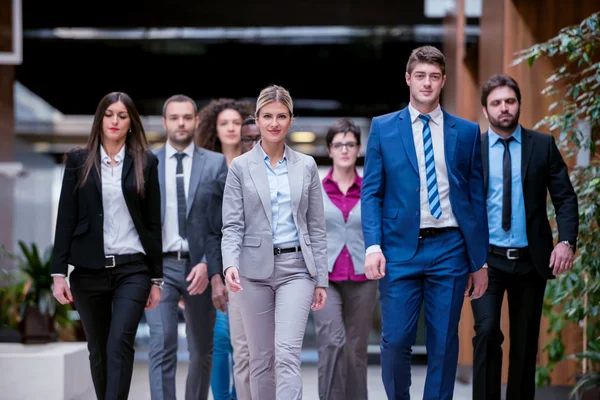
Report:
361,46,489,399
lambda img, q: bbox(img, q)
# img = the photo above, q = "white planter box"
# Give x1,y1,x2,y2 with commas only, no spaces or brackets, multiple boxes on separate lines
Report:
0,342,94,400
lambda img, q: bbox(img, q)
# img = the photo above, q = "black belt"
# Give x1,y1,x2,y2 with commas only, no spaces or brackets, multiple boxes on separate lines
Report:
105,253,145,268
273,246,302,256
489,245,528,260
418,227,459,239
163,251,190,261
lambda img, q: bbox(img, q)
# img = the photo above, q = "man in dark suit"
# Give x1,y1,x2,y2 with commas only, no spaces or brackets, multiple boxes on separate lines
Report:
144,94,228,400
472,74,578,400
361,45,489,400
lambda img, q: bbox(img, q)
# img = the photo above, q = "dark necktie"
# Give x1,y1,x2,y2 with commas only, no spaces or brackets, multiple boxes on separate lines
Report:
174,153,187,239
499,137,514,231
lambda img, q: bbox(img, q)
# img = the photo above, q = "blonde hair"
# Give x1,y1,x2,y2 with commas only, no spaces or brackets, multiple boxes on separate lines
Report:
255,85,294,118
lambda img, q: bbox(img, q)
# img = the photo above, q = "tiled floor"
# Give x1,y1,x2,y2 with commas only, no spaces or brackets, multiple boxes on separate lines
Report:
128,361,473,400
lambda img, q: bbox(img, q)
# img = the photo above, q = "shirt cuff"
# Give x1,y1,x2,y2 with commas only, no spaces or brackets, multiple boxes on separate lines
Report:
366,245,382,256
481,263,488,269
151,278,163,282
51,274,66,277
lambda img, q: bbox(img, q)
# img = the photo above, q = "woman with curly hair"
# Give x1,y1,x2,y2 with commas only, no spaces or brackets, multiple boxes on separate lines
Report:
196,98,254,400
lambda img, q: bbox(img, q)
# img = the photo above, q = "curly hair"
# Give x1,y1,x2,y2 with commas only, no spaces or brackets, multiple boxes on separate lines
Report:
195,98,254,153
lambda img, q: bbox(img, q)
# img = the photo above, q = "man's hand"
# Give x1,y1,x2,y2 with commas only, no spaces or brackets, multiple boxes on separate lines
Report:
146,286,162,310
311,287,327,311
365,252,386,280
211,275,229,313
550,242,574,276
224,267,243,292
52,276,73,304
186,262,209,295
465,267,488,300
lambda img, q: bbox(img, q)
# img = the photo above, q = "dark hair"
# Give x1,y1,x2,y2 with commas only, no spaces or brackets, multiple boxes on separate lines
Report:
162,94,197,116
241,116,256,127
481,74,522,107
406,45,446,75
326,118,361,148
195,98,254,153
73,92,148,195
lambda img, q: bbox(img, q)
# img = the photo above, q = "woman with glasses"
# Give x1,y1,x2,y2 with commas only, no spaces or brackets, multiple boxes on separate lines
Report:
312,118,378,400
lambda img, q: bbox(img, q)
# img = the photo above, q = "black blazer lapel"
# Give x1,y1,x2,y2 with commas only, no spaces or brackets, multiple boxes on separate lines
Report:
481,131,489,193
521,127,534,188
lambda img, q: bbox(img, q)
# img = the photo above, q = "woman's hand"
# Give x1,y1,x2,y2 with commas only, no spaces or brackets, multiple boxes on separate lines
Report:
224,267,243,293
145,286,162,310
52,276,74,304
311,287,327,311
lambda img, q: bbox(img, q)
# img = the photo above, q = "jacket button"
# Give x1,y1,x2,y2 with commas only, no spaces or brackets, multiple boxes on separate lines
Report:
416,211,419,216
99,213,103,217
416,187,419,192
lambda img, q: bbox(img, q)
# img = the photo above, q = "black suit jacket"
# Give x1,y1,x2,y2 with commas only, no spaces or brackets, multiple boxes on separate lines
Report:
482,127,578,279
51,148,163,278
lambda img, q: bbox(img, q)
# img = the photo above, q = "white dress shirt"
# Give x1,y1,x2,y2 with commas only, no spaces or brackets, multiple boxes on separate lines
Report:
100,145,145,256
365,103,458,256
162,141,194,253
408,103,458,229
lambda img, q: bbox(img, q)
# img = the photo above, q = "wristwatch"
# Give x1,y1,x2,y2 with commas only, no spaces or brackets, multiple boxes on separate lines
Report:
152,280,164,289
560,240,574,250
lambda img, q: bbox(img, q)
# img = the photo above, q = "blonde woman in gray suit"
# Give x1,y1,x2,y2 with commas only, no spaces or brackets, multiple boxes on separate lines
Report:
221,84,328,400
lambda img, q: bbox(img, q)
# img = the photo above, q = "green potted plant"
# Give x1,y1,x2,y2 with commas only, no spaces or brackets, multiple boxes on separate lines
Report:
0,241,75,343
0,270,27,343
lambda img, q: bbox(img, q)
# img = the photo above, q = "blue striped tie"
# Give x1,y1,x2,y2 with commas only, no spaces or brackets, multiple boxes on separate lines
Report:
418,114,442,219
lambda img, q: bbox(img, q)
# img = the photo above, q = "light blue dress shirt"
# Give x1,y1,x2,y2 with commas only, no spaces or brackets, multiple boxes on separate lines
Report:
260,146,300,247
487,125,528,247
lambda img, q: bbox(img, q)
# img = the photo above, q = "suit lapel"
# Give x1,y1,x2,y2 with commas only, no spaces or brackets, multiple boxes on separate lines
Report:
122,151,133,183
521,127,534,186
249,145,273,227
398,107,419,174
443,112,458,167
482,131,489,192
91,154,102,196
286,146,302,214
187,147,206,218
156,146,166,224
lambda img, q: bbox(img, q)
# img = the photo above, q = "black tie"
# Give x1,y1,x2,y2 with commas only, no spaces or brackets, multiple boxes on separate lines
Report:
499,137,514,231
174,153,187,239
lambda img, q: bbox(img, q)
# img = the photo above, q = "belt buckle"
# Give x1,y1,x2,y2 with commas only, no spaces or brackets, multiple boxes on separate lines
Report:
274,248,282,256
506,249,519,260
106,255,116,268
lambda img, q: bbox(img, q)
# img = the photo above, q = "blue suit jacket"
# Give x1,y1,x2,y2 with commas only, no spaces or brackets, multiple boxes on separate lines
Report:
361,106,488,273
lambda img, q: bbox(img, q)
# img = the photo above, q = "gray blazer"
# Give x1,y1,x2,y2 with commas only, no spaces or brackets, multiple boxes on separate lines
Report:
221,143,328,287
156,144,228,278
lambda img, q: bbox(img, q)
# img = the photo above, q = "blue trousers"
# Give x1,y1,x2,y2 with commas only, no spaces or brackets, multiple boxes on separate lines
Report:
379,229,469,400
211,309,237,400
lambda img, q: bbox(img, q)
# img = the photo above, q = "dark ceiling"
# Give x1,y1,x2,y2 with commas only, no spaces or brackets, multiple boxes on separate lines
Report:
17,0,464,117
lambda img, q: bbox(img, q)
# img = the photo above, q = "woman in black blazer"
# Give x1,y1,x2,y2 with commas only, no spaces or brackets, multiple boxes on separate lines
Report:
51,92,163,400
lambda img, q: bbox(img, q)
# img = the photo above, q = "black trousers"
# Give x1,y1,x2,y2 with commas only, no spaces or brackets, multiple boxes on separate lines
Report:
69,262,152,400
471,252,547,400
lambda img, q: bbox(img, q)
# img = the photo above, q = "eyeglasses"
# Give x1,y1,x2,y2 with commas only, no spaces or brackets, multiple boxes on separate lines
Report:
330,142,358,151
241,137,261,145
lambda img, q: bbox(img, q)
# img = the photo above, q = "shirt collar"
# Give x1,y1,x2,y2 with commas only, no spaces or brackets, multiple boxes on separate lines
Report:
100,144,126,165
166,141,195,160
408,103,443,126
323,167,362,188
259,143,287,164
488,124,522,146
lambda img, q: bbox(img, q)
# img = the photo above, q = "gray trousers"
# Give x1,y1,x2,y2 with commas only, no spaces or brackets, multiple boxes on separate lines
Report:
239,251,315,400
312,279,378,400
145,257,216,400
229,291,252,400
